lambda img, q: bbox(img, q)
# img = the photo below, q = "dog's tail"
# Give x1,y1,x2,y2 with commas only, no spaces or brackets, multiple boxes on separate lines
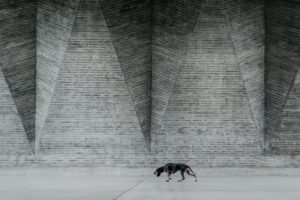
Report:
187,166,196,174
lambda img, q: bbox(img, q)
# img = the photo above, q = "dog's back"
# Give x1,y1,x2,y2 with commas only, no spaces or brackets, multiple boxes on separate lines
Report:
165,163,189,174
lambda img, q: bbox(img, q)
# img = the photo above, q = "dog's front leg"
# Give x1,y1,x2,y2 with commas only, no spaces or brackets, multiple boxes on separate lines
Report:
166,173,172,182
178,171,185,182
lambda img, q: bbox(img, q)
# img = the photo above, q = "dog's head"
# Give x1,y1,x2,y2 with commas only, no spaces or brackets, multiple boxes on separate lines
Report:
153,166,165,177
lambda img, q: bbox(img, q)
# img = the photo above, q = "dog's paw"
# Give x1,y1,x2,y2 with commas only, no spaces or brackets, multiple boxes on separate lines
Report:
165,180,170,182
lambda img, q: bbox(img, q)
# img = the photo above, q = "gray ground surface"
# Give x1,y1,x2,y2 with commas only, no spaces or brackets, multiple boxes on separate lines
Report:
1,171,300,200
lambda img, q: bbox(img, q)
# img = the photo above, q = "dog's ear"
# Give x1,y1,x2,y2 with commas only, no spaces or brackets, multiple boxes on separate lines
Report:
163,166,168,172
160,166,165,172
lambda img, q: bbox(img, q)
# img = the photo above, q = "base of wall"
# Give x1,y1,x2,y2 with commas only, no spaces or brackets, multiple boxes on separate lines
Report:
1,167,300,177
2,154,300,169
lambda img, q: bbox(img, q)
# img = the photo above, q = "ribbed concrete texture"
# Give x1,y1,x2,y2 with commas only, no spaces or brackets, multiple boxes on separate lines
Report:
101,0,152,149
151,0,203,145
38,0,150,166
0,0,300,167
0,0,36,149
266,0,300,154
153,0,260,165
222,0,265,149
272,72,300,154
0,66,32,155
265,0,300,151
36,0,80,152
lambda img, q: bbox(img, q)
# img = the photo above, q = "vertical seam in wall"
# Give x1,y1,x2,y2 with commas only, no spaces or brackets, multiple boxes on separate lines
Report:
220,0,263,152
33,0,37,155
264,0,268,151
35,0,81,154
150,0,153,151
34,0,38,154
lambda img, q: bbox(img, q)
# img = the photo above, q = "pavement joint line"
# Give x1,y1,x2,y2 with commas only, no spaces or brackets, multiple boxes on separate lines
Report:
113,177,148,200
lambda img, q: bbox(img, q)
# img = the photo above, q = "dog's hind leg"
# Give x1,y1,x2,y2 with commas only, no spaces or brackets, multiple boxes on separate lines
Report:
177,171,185,182
187,170,197,182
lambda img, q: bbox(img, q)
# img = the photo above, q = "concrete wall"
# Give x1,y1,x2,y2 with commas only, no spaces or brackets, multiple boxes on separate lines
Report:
0,0,300,167
222,0,265,149
101,0,152,149
265,0,300,154
0,65,32,155
0,0,36,149
151,0,203,148
153,0,261,166
36,0,80,152
38,0,151,166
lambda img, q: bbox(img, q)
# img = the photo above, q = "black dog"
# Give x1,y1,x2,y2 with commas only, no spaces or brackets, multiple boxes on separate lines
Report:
153,163,197,182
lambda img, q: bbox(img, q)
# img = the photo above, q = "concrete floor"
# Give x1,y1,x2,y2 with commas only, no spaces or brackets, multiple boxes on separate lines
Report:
1,174,300,200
